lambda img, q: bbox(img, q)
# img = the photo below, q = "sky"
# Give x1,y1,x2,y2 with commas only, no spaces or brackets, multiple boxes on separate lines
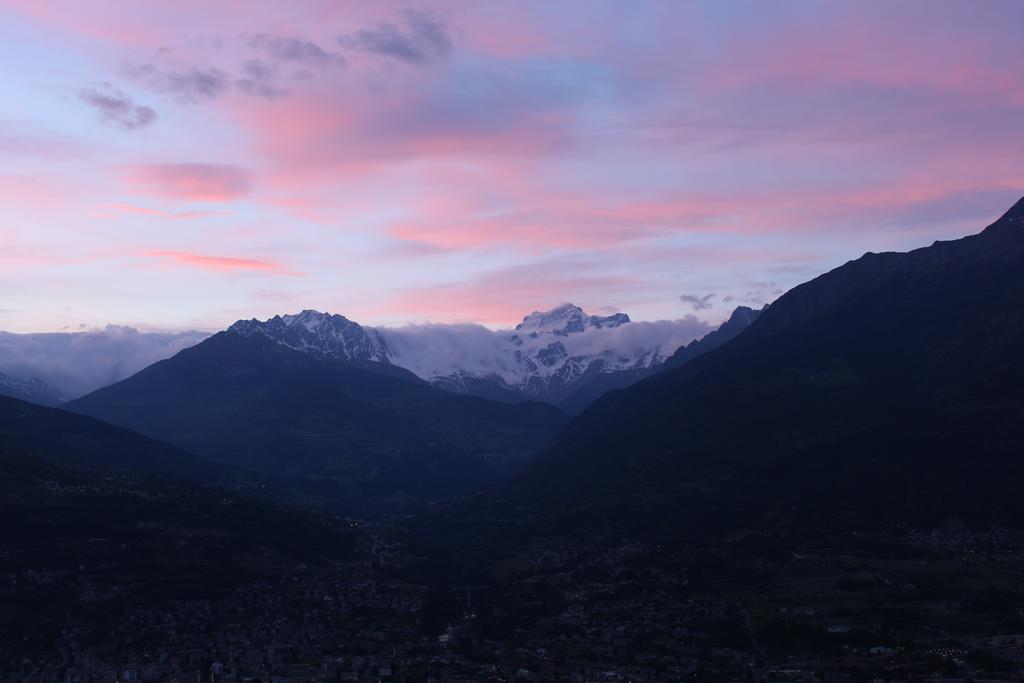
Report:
1,0,1022,333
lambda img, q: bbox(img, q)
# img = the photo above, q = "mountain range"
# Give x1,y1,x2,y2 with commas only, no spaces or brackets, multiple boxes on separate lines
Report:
0,305,748,415
18,192,1024,528
228,303,740,411
4,195,1024,678
41,301,756,511
66,330,568,510
56,301,759,511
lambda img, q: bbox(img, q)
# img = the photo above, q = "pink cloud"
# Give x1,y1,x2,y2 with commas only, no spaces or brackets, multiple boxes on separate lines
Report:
221,57,579,184
94,203,227,220
145,250,290,274
384,173,1024,253
124,164,252,202
702,8,1024,108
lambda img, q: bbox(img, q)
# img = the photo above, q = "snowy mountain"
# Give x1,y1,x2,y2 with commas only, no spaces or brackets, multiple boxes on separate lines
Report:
229,310,390,363
226,304,745,409
514,304,631,336
414,304,681,404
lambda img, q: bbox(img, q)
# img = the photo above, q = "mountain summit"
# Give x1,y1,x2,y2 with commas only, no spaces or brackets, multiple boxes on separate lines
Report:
514,303,630,336
228,310,390,363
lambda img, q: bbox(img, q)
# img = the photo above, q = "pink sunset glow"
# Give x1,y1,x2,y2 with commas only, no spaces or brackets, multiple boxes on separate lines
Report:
0,0,1021,332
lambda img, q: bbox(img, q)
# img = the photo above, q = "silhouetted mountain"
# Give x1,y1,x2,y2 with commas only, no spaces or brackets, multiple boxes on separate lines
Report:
551,364,653,416
67,331,567,510
0,371,67,406
510,196,1024,537
663,305,763,370
0,395,221,481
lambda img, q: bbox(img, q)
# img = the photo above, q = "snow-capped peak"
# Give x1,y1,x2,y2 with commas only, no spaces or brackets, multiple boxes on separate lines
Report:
227,310,390,363
281,309,333,332
514,303,631,337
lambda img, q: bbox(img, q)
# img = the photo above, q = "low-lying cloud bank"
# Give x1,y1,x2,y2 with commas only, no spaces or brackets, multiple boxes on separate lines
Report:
0,310,716,401
0,326,209,399
376,316,714,383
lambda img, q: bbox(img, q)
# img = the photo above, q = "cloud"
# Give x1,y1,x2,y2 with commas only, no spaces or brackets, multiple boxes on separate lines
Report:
374,312,713,383
235,60,288,99
724,282,785,307
339,9,452,65
679,293,715,311
128,34,343,104
129,62,228,102
125,163,252,201
229,61,582,184
0,326,209,398
78,83,157,129
245,34,345,69
145,250,288,273
95,202,227,220
0,130,79,160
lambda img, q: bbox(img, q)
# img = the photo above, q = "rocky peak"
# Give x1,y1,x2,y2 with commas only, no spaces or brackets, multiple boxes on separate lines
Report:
515,304,631,337
227,310,390,363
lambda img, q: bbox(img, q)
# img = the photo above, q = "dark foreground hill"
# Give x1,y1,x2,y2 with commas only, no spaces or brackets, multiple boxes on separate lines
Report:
67,331,567,510
0,394,224,481
508,196,1024,537
0,397,356,661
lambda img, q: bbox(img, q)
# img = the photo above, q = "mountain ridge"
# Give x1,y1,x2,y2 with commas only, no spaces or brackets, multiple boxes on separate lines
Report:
223,303,748,410
66,331,567,510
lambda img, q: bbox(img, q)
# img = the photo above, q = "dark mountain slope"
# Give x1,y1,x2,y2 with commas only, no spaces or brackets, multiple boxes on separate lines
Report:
67,332,566,508
0,394,222,481
512,197,1024,534
555,364,654,416
663,305,763,369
